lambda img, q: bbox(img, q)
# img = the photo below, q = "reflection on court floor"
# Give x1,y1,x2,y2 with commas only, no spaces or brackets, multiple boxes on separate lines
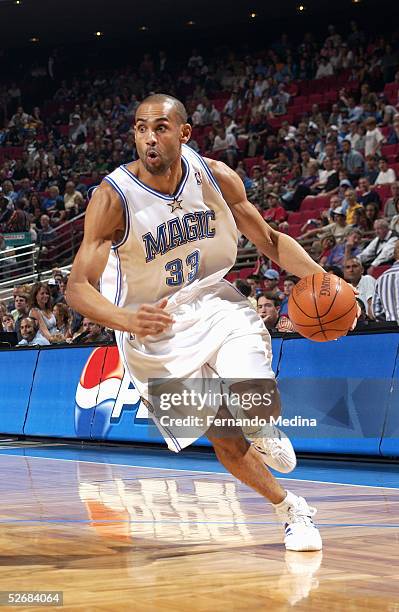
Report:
0,448,397,610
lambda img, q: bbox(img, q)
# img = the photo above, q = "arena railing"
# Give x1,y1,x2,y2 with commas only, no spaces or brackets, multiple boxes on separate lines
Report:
233,247,258,270
0,260,73,304
36,212,85,271
0,242,38,282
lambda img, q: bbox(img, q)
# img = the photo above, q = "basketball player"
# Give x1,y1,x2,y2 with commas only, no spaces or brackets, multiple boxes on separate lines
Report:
68,94,351,551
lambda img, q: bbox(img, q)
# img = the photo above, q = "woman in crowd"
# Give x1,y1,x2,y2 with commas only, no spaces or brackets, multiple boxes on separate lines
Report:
53,302,72,341
29,282,57,342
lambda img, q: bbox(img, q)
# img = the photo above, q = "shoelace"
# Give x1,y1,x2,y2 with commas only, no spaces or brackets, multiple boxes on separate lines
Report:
286,502,317,527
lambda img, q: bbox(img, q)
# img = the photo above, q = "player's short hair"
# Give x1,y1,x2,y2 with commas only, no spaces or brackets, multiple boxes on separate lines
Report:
135,94,188,124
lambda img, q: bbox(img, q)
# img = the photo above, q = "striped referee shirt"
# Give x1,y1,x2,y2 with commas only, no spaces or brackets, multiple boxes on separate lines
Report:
372,261,399,324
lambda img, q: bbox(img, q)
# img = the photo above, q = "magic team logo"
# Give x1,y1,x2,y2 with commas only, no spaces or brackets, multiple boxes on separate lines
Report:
74,347,149,438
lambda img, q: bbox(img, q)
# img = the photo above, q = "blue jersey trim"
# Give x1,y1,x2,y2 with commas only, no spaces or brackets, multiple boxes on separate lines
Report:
183,144,223,196
114,249,122,307
103,176,131,250
120,155,190,201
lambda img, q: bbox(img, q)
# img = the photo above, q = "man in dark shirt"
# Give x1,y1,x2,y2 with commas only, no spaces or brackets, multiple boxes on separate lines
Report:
357,177,381,208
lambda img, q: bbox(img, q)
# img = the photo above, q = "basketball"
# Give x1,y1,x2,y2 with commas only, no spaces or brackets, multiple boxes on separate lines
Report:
288,273,357,342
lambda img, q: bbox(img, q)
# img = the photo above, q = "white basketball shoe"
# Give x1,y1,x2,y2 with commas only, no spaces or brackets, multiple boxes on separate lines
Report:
250,424,297,473
274,491,323,552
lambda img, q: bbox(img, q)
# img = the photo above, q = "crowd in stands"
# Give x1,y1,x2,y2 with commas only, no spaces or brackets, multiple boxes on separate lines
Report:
0,20,399,344
0,271,113,345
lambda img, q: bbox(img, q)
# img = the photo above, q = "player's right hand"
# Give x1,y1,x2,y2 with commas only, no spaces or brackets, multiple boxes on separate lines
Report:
129,298,174,337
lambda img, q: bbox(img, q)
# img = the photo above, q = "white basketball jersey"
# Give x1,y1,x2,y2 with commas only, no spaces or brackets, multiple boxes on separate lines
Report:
100,144,238,309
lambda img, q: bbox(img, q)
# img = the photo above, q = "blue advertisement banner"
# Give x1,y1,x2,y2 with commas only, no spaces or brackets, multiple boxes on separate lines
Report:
0,332,398,457
277,335,399,455
379,345,399,458
0,349,38,434
24,346,95,438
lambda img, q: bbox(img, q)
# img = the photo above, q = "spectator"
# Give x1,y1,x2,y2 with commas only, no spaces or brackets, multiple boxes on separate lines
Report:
325,228,363,269
279,275,299,315
363,202,380,232
356,177,381,208
343,257,376,319
17,316,50,346
343,189,363,225
13,293,30,341
315,57,334,78
69,114,87,144
29,282,57,341
234,279,257,310
262,269,284,300
364,117,384,158
37,214,54,248
358,219,398,273
246,274,263,305
78,318,112,344
63,181,84,215
374,158,397,185
257,293,281,331
282,161,320,211
319,234,337,267
2,313,15,332
42,186,64,213
372,241,399,324
387,116,399,144
53,302,72,340
389,199,399,234
212,126,238,168
342,139,364,183
384,183,399,219
262,193,288,226
364,155,379,184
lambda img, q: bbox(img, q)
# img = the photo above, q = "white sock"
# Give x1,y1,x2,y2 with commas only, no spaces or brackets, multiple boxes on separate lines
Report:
273,490,297,509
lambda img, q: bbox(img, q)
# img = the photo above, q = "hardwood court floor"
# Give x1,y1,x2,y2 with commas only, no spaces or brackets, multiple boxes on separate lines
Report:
0,446,398,611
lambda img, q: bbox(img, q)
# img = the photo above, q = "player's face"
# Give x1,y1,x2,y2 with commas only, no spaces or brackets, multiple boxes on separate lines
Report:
134,102,188,176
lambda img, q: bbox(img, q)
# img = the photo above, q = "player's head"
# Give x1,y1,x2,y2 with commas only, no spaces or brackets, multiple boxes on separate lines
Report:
134,94,191,175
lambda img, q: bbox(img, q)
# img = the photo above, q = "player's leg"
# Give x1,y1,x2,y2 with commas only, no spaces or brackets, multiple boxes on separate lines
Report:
206,407,322,551
209,332,297,473
206,405,286,503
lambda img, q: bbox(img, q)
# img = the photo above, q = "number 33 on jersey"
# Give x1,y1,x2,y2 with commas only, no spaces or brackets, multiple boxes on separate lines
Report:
100,144,239,308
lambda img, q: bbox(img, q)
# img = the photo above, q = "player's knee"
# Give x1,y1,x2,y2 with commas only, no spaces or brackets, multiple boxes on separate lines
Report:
230,379,281,419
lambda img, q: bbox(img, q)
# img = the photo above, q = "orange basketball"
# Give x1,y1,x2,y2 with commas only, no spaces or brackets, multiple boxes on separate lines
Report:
288,273,357,342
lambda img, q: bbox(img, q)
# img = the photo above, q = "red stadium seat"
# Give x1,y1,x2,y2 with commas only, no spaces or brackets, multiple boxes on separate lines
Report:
301,197,317,211
382,144,399,158
239,267,256,279
390,163,399,177
312,195,331,210
287,223,302,237
288,212,302,224
374,184,392,202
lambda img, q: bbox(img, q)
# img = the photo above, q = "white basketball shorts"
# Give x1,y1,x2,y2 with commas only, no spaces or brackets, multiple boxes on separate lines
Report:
115,279,275,451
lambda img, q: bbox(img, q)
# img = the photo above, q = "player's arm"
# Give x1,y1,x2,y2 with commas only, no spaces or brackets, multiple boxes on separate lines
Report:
66,182,173,336
206,159,325,278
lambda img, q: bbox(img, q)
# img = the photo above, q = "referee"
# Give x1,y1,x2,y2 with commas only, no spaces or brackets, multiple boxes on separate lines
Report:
372,240,399,324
